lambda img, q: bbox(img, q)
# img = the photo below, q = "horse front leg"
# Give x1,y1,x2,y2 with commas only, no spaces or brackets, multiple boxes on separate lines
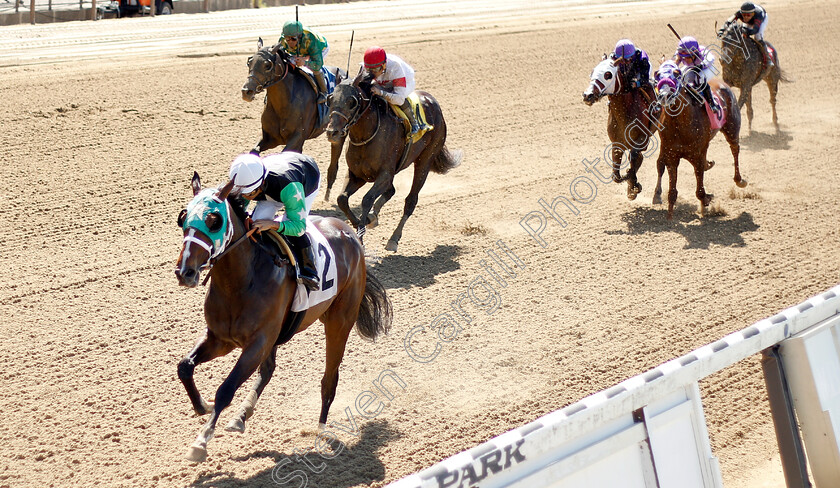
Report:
744,88,754,134
653,152,666,205
367,185,396,229
666,158,679,220
693,156,713,217
357,173,395,242
625,149,644,200
178,331,234,416
225,346,278,434
337,172,367,229
611,144,626,183
325,136,347,202
186,335,269,463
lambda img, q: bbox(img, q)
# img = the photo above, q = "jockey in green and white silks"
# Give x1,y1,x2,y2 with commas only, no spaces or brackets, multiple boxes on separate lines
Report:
279,20,330,104
229,152,321,290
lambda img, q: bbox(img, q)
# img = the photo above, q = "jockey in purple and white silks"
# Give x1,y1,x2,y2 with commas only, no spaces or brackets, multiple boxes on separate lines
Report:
610,39,652,92
673,36,721,116
654,60,681,96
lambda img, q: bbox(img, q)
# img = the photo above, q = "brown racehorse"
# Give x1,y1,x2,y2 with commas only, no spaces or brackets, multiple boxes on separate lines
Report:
717,22,789,133
174,173,392,463
325,71,461,252
241,38,348,201
583,57,657,200
652,70,747,219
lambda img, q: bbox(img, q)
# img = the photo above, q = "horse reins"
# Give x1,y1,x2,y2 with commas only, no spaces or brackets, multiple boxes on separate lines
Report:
200,227,258,286
248,50,290,94
330,89,380,146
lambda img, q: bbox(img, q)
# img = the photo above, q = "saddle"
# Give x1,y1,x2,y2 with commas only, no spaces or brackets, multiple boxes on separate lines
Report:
389,92,434,143
298,66,338,125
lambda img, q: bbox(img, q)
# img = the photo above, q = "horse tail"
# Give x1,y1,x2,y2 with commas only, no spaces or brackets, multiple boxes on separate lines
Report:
778,68,792,83
355,269,393,341
431,145,463,175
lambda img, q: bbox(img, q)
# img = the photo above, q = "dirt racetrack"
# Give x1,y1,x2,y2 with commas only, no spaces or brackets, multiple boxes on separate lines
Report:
1,0,839,486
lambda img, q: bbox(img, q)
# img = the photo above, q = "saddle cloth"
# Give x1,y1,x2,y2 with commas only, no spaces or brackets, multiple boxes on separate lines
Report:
704,91,726,130
265,219,338,312
390,92,434,143
300,67,336,124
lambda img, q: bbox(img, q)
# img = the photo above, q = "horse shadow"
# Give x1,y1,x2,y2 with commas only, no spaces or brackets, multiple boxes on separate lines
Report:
607,204,759,249
371,244,462,289
188,420,399,488
740,128,792,151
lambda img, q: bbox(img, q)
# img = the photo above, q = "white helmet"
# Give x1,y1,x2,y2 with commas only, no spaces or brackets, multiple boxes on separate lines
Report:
229,154,265,193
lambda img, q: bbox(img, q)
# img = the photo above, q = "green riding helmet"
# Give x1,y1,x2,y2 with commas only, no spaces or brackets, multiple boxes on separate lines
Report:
282,20,304,38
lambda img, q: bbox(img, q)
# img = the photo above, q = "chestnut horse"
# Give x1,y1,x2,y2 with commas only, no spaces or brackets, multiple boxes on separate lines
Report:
652,70,747,219
325,71,461,252
174,173,392,462
717,22,789,133
583,57,657,200
241,38,348,201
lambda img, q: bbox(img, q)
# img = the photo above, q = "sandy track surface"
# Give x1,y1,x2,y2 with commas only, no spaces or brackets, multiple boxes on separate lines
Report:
1,0,837,486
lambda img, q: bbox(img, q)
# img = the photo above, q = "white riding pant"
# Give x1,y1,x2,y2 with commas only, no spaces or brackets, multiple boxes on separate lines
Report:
755,13,768,41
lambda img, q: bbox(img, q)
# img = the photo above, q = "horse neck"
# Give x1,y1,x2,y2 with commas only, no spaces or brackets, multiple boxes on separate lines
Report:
661,89,706,135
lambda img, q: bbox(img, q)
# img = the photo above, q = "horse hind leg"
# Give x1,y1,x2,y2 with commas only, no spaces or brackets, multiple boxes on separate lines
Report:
225,346,278,433
766,74,780,133
318,314,356,428
666,159,679,219
186,336,269,463
386,162,432,252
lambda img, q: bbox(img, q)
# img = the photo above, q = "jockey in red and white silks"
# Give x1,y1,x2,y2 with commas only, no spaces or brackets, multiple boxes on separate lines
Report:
363,46,423,136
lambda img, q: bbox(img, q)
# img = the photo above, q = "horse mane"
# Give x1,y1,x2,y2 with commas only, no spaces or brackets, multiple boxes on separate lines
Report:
227,194,249,224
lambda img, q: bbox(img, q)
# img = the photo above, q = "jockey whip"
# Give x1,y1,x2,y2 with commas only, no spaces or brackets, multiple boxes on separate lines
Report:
347,30,355,74
295,4,298,24
667,23,682,41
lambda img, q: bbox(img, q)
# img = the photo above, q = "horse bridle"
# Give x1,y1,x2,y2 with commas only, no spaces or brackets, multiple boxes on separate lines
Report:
246,49,290,94
329,86,380,146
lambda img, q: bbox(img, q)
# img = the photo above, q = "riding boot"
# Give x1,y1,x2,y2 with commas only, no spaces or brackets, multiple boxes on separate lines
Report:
399,99,421,137
759,40,774,68
314,71,328,104
701,83,721,118
289,234,320,291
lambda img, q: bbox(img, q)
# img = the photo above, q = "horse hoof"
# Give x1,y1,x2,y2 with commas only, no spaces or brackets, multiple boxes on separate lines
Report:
186,444,208,463
736,178,748,188
385,240,399,252
323,191,331,202
366,215,379,228
318,422,327,432
627,183,641,201
225,418,245,433
652,195,662,205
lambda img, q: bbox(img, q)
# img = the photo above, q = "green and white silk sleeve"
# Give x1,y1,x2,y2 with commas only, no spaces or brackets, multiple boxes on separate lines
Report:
278,181,308,237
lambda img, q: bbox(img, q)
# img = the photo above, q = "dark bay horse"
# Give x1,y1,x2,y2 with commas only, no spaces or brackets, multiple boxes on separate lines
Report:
583,57,657,200
242,38,348,201
174,173,392,462
717,22,788,133
653,72,746,219
325,71,462,252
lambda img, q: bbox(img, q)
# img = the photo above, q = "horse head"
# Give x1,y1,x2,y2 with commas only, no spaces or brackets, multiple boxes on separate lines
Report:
717,21,745,63
241,38,292,102
325,70,372,143
583,58,619,105
175,173,236,288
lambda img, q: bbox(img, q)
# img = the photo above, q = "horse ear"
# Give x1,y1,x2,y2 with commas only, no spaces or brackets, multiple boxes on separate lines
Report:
217,178,235,201
352,66,366,85
191,172,201,196
258,37,263,49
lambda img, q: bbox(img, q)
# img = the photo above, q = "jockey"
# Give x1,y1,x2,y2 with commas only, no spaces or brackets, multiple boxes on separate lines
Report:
610,39,652,92
722,2,773,67
673,36,722,117
229,152,321,290
279,20,329,104
363,46,424,137
653,59,681,96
